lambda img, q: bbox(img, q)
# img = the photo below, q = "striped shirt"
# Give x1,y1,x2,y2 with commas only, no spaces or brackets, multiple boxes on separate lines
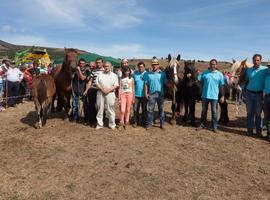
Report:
90,68,104,88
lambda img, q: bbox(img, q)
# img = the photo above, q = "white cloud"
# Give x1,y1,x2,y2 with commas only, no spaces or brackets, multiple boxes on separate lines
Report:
1,35,58,47
68,42,155,59
12,0,146,29
91,44,155,59
1,25,16,33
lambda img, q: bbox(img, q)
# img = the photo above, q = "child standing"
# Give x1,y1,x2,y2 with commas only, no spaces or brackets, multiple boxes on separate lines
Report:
119,66,134,129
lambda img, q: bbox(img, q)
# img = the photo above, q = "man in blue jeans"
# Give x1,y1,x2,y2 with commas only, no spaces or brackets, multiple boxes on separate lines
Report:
244,54,267,136
133,61,148,127
263,61,270,141
197,59,225,133
71,58,87,122
145,58,168,130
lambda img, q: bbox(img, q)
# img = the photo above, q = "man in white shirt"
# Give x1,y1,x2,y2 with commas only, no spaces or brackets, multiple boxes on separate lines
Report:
5,61,23,107
95,62,119,130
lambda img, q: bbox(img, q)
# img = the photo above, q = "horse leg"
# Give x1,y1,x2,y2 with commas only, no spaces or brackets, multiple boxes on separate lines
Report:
62,93,71,121
62,96,69,121
171,103,176,124
175,91,181,118
190,99,196,126
183,99,189,122
52,93,56,112
42,101,48,126
34,98,42,129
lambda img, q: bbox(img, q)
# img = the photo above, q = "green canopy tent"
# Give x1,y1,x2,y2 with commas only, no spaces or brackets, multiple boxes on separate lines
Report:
53,52,135,69
53,52,121,66
78,53,121,67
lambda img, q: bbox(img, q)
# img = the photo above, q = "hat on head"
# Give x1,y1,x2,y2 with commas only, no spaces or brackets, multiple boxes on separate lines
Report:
267,60,270,66
151,58,159,65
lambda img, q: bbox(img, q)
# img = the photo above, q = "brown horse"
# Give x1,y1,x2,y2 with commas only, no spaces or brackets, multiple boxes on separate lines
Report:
164,54,185,123
53,48,78,120
32,74,56,128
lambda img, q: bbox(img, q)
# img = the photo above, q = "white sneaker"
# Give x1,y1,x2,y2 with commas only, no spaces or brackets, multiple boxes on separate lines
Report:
96,125,103,130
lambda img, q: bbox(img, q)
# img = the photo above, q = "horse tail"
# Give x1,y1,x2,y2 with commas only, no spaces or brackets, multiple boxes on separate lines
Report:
37,78,47,105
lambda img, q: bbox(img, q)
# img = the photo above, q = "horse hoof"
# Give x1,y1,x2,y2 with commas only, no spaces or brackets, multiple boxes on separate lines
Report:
170,119,176,125
35,123,42,129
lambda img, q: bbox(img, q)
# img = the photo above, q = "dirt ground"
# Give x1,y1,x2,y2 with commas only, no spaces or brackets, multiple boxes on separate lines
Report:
0,99,270,200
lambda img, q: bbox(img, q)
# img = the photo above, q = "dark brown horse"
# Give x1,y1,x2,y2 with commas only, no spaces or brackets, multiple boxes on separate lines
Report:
182,60,202,126
53,48,78,120
32,74,56,128
164,54,185,123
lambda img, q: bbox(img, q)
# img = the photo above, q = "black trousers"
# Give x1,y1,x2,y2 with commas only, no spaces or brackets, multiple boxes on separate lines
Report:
133,97,147,125
7,81,20,107
88,88,98,124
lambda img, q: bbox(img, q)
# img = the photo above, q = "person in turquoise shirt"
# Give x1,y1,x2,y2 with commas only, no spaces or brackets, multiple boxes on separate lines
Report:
263,61,270,142
197,59,225,132
145,58,167,130
132,61,148,127
244,54,267,136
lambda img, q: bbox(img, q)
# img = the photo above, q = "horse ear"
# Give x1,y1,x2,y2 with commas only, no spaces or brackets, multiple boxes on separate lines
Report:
168,54,172,62
240,58,248,68
176,54,181,61
242,58,248,65
232,59,236,64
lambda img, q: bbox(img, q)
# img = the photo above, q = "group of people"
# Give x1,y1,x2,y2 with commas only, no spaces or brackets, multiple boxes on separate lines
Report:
73,57,167,130
71,57,232,132
0,59,51,109
1,54,270,142
196,54,270,142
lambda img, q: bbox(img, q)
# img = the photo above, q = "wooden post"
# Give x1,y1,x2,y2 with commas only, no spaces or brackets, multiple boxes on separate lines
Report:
5,79,8,109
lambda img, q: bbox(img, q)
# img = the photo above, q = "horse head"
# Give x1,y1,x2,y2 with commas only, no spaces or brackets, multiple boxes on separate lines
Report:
184,60,196,80
231,58,253,86
63,48,78,73
166,54,183,84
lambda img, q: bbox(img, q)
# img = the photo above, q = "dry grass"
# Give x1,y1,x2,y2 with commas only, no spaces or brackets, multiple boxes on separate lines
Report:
0,100,270,200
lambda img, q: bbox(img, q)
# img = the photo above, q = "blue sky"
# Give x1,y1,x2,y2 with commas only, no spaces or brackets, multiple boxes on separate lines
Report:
0,0,269,61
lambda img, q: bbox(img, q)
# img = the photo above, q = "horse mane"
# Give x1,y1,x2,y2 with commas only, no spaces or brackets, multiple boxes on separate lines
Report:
231,59,253,76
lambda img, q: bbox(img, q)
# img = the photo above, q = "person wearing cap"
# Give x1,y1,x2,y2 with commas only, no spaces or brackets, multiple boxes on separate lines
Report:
263,61,270,142
5,61,23,107
145,58,168,130
197,59,225,133
243,54,267,136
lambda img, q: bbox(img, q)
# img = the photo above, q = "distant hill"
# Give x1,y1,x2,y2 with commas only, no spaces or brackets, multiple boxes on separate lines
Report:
129,59,232,71
0,40,89,60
